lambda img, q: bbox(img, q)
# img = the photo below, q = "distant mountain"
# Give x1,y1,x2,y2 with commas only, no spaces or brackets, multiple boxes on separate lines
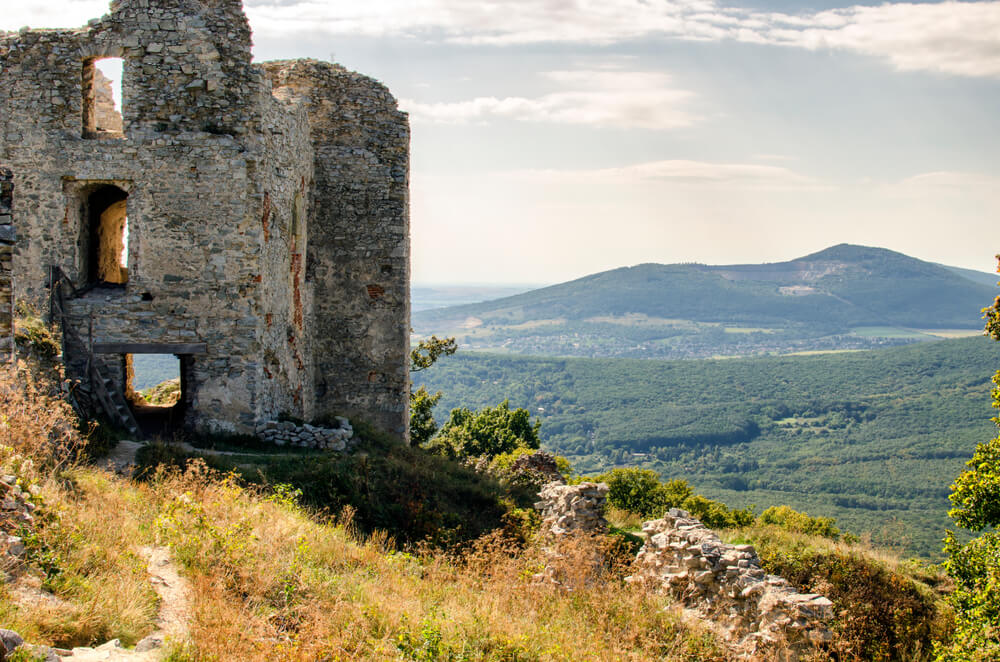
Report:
413,245,995,359
937,263,999,288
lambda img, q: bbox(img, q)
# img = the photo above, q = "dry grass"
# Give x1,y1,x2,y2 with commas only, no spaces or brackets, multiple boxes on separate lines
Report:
146,462,727,661
0,350,731,660
5,356,946,661
0,360,158,647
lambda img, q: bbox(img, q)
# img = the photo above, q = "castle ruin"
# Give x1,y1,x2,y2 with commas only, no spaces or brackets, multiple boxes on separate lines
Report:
0,0,411,439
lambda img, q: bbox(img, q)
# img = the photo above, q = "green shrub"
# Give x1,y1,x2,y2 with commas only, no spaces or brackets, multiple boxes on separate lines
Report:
937,530,1000,660
758,504,841,540
136,427,519,548
424,400,540,460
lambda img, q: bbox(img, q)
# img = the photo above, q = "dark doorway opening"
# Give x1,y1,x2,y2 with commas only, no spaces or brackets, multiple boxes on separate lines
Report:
83,185,129,286
128,353,185,436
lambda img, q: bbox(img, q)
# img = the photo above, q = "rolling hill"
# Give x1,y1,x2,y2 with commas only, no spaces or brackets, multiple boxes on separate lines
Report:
413,244,997,359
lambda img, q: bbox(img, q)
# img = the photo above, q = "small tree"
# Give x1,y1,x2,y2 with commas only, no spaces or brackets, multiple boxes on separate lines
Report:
408,336,457,446
936,255,1000,661
424,400,541,460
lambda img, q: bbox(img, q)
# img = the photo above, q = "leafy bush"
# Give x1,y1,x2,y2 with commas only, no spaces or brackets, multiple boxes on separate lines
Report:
592,468,672,518
409,385,442,447
425,400,540,460
938,530,1000,660
590,469,753,527
758,505,841,540
935,261,1000,660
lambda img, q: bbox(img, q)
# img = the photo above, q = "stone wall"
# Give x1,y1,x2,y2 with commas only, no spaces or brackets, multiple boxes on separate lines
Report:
263,60,411,441
627,509,833,660
1,1,410,438
534,482,609,537
93,68,123,135
256,417,355,451
0,168,11,361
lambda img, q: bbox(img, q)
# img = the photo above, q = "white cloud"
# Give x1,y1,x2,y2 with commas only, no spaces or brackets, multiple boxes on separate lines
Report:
5,2,998,79
504,159,831,191
0,1,108,30
401,70,697,129
242,0,1000,79
888,170,1000,197
762,3,1000,78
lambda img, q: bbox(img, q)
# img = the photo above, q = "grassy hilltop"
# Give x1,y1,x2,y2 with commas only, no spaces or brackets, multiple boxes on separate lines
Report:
0,354,960,660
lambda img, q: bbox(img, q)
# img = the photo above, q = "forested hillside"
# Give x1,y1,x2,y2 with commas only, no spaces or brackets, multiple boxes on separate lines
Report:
413,245,994,359
415,336,996,557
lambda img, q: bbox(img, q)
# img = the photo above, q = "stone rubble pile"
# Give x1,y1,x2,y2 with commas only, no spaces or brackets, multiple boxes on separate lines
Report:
626,508,833,660
256,417,355,451
0,473,38,573
535,482,609,536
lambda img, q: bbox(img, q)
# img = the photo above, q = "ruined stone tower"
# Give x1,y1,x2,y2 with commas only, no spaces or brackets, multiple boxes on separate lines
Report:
0,0,410,439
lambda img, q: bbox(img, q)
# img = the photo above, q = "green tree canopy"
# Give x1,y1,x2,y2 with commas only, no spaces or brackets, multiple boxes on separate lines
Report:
425,400,541,460
936,255,1000,661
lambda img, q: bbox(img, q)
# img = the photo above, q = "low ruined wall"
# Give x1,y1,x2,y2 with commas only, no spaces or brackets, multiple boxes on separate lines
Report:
627,509,833,660
535,482,609,536
0,167,12,361
256,417,355,451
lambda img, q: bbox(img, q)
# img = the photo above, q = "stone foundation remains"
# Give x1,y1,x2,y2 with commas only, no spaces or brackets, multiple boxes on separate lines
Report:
0,0,410,439
1,473,38,577
627,509,833,660
256,417,355,451
535,482,609,537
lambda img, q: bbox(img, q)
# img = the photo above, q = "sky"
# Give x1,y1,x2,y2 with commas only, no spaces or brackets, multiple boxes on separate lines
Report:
4,1,1000,285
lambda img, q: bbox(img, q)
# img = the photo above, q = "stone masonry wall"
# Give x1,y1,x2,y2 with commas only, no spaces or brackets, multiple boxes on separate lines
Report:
627,509,833,660
535,482,609,536
263,60,411,441
1,2,410,437
0,168,12,360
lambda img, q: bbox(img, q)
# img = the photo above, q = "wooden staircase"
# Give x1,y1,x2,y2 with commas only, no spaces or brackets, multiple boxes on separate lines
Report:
49,266,141,438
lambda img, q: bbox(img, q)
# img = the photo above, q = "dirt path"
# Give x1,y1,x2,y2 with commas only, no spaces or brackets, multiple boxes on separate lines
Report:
13,546,191,660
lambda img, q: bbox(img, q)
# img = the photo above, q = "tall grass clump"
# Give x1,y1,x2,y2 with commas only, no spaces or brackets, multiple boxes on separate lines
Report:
0,358,160,648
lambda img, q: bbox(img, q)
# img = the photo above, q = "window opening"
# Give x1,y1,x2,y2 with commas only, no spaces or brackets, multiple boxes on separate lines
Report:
85,185,129,285
82,57,124,139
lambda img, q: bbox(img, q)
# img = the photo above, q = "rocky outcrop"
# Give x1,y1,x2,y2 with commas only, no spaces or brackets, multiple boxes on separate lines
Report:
0,167,11,361
510,451,565,486
531,482,609,589
627,508,833,660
